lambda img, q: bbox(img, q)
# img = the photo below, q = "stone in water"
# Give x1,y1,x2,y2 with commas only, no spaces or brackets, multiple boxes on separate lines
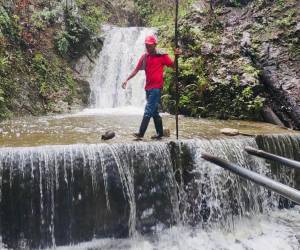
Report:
102,131,115,140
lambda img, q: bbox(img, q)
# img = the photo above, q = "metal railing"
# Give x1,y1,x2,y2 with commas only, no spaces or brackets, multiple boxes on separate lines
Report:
245,146,300,170
201,149,300,205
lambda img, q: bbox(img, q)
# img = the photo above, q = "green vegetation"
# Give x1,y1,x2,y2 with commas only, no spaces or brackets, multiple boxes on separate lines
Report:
0,0,109,120
55,0,106,58
275,10,296,28
164,55,265,119
54,11,94,58
0,6,22,46
32,52,75,103
275,0,285,7
76,0,108,33
134,0,196,29
0,47,76,118
228,0,242,7
31,9,58,31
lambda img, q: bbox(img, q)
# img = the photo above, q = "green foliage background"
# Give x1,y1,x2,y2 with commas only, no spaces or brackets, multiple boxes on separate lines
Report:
0,0,106,119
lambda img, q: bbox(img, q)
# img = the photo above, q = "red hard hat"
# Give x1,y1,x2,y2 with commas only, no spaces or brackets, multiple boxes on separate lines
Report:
145,35,157,45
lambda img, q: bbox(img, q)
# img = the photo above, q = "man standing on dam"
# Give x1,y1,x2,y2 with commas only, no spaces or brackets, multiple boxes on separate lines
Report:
122,35,180,140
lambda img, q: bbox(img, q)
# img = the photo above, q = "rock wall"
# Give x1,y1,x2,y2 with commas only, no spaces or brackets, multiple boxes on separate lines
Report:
174,0,300,128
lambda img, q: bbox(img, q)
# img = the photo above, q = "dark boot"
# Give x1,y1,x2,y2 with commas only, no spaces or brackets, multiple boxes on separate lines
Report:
133,116,151,139
151,116,163,140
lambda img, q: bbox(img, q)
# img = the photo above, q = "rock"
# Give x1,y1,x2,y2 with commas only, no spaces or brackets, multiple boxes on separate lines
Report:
177,0,300,127
74,55,95,79
261,69,300,129
220,128,253,136
296,22,300,32
217,67,227,75
191,1,210,13
268,45,281,60
52,100,69,113
201,42,213,55
211,76,223,83
261,106,285,127
28,5,35,13
282,82,295,91
163,129,170,137
74,78,91,106
220,128,239,136
241,31,251,47
241,73,258,85
101,131,116,140
221,36,232,47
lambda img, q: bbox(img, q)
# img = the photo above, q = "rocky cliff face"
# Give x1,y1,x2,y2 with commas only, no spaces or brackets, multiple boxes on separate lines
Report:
173,0,299,129
251,0,300,129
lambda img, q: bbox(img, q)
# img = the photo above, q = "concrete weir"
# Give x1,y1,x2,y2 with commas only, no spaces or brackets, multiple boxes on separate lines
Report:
0,134,299,249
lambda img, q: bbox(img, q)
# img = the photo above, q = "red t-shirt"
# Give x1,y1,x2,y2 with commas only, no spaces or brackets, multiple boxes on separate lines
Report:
135,53,173,90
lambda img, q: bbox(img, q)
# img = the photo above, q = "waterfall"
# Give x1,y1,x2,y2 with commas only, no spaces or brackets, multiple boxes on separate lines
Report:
88,26,156,109
0,135,298,249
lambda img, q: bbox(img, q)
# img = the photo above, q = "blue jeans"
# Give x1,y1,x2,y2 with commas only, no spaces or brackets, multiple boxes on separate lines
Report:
144,88,161,118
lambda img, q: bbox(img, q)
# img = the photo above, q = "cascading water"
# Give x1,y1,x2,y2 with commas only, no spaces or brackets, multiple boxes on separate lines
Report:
0,135,299,249
178,138,277,229
0,142,179,249
88,26,155,109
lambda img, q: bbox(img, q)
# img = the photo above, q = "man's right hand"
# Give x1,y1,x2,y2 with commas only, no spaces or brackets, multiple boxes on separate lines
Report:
174,48,182,56
122,81,128,89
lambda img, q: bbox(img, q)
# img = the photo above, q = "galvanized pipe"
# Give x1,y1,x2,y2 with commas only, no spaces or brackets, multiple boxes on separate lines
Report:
245,146,300,170
201,153,300,204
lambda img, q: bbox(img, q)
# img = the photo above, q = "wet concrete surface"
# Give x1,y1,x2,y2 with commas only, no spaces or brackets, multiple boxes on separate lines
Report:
0,111,299,147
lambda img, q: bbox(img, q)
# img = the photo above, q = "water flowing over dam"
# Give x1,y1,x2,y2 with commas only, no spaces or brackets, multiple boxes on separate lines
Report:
0,135,299,249
0,27,299,249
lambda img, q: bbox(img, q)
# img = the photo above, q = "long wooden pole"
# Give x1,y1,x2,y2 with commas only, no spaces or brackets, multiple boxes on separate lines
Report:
175,0,179,140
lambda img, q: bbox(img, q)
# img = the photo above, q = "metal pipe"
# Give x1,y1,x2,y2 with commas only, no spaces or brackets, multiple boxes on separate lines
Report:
201,153,300,204
245,146,300,170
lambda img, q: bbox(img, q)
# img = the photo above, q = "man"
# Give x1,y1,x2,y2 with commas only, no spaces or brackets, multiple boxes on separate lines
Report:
122,35,180,139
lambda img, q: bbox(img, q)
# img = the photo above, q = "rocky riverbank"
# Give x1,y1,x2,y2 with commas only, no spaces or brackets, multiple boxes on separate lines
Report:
162,0,299,129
